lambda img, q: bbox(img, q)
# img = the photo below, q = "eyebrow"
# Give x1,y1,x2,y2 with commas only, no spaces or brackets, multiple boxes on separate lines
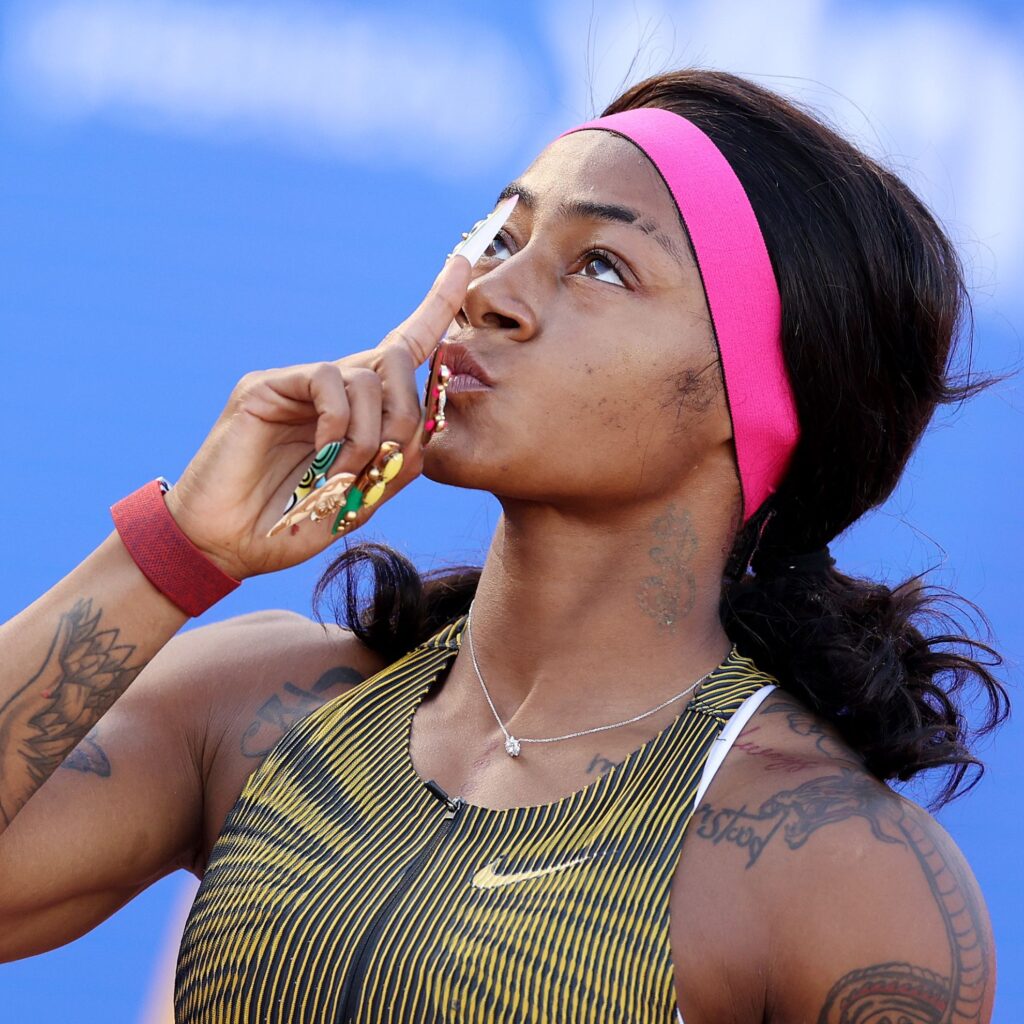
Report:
495,181,689,266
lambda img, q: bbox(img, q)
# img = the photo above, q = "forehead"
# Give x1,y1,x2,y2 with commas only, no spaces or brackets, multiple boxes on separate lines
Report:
521,131,683,227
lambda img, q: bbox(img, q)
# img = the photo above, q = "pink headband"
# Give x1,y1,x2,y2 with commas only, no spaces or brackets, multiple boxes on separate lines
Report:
560,108,800,524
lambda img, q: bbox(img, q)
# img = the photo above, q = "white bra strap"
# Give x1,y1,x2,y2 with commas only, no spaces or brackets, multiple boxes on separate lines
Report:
674,684,777,1024
691,684,777,809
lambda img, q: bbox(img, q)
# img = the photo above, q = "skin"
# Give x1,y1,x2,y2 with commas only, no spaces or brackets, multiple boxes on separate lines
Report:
422,132,740,748
0,132,996,1022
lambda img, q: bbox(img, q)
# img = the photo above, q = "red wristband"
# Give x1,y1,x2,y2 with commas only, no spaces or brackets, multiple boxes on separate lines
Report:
111,479,241,617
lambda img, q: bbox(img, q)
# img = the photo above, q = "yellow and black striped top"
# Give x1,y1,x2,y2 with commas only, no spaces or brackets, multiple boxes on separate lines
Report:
175,615,777,1023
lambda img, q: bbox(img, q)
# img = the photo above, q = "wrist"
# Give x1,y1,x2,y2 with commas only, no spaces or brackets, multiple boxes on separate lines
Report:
160,487,248,581
111,479,242,617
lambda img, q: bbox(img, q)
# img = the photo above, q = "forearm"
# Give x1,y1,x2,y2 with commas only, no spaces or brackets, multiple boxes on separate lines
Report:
0,532,188,831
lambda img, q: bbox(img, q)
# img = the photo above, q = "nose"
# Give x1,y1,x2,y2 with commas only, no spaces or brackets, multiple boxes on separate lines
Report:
459,259,539,341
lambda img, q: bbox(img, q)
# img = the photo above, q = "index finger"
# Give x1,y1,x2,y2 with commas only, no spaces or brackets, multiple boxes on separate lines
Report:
381,256,472,365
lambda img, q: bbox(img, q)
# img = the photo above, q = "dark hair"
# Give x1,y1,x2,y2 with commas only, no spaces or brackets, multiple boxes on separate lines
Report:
316,69,1009,809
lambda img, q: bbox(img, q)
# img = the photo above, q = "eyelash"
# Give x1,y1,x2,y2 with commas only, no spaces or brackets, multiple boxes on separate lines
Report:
581,247,628,283
482,231,632,287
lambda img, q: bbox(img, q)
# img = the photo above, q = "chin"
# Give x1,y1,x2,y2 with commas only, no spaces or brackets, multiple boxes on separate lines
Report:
421,436,486,489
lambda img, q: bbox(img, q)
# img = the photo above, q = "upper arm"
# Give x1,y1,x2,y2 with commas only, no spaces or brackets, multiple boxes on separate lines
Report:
188,611,385,868
763,783,996,1023
0,616,211,960
0,609,382,961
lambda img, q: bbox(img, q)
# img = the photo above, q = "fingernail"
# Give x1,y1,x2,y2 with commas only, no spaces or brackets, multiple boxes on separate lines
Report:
281,441,344,514
450,194,518,268
267,471,356,537
329,441,404,535
421,354,451,446
331,487,364,535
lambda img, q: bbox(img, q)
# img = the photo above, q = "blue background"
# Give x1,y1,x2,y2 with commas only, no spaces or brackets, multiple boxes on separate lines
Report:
0,1,1020,1020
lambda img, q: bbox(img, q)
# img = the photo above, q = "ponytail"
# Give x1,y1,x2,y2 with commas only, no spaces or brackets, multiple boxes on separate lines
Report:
722,532,1006,807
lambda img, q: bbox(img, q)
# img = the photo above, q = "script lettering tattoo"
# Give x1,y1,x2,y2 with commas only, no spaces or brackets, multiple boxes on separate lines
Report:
731,725,820,773
240,665,366,758
586,752,618,776
693,768,896,869
760,698,863,765
695,767,989,1022
693,802,787,868
817,961,950,1023
637,504,698,632
0,599,142,823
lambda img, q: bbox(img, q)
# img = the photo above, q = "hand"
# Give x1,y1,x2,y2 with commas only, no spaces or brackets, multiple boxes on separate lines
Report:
162,256,471,579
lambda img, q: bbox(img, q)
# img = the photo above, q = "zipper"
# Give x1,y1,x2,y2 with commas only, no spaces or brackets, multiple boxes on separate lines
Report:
337,780,465,1023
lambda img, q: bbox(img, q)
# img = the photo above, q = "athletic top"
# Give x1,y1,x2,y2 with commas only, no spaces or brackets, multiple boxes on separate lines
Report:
175,614,778,1023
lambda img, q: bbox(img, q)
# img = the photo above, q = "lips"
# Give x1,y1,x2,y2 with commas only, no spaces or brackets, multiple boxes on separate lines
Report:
440,342,494,390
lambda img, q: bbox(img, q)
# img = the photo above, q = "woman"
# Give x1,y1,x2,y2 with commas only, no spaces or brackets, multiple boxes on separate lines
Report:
0,69,1007,1023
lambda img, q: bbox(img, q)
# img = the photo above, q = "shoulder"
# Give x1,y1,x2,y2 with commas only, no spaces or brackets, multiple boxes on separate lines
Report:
198,609,388,748
162,608,388,705
671,687,996,1024
156,609,387,749
157,610,389,871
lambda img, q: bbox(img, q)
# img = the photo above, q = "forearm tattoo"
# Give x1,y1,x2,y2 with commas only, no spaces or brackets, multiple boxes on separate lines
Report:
240,665,366,758
693,700,990,1023
0,599,142,823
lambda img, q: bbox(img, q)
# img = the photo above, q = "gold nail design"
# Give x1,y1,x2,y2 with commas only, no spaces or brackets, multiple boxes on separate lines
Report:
266,472,357,537
422,348,451,445
331,442,403,535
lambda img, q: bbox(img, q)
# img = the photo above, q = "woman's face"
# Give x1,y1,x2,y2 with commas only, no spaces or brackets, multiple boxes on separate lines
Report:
423,130,737,517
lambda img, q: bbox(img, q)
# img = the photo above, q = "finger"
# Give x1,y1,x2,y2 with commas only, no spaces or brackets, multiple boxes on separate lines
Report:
376,344,425,450
253,364,350,519
307,363,352,448
331,368,383,478
251,363,350,437
382,256,472,365
327,439,408,539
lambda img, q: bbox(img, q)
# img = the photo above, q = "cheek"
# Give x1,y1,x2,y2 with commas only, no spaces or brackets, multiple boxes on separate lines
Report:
550,352,728,483
659,363,726,428
537,359,637,434
549,350,714,440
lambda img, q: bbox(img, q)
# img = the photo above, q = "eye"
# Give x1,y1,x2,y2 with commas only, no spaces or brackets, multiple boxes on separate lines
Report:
481,232,513,262
578,250,626,287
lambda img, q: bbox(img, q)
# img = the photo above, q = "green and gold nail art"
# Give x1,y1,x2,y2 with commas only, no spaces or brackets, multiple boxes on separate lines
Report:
282,441,343,514
331,441,404,535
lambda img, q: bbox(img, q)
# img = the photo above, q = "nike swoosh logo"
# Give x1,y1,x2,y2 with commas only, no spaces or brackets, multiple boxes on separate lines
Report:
471,853,594,890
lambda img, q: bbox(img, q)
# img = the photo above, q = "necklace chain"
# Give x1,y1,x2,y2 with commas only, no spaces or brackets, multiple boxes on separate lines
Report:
464,602,737,758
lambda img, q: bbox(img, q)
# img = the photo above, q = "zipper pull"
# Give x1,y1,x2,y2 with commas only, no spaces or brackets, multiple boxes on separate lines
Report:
424,779,450,805
442,796,466,820
425,779,466,819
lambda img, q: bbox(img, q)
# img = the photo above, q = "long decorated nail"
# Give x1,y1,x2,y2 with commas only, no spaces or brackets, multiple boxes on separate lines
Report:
331,441,404,535
450,194,518,268
421,347,451,446
266,472,356,537
281,441,344,515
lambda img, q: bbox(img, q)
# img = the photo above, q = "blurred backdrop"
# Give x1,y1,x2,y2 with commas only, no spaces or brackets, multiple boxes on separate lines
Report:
0,0,1020,1020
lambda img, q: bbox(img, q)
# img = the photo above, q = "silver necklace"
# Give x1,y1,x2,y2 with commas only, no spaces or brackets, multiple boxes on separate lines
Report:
464,602,736,758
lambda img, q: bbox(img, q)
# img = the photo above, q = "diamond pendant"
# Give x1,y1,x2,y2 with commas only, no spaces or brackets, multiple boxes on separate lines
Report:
504,735,521,758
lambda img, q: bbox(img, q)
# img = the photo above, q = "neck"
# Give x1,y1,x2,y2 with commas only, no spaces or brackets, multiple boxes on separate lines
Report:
459,497,735,731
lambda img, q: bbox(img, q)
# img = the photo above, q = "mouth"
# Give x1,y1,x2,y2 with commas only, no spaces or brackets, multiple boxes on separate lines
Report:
440,341,494,391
